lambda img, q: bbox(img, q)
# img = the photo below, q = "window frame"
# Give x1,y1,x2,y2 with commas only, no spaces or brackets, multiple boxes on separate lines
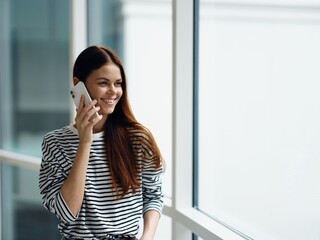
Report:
171,0,247,239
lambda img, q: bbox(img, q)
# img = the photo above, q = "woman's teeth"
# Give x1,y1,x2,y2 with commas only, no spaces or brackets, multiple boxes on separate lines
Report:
102,98,114,104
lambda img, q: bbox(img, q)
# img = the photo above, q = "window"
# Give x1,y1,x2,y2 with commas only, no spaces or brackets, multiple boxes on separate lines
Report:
197,0,320,239
1,0,70,156
0,0,70,239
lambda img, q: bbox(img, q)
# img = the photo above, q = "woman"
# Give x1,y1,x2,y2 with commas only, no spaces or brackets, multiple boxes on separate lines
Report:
39,46,164,240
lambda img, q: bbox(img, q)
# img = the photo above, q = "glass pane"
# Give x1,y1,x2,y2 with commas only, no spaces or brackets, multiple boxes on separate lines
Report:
0,0,70,239
1,161,60,240
87,0,123,54
1,0,70,157
192,233,203,240
198,1,320,240
88,0,173,198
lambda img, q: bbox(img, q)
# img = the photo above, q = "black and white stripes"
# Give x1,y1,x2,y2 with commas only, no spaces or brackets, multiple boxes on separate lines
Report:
39,124,163,239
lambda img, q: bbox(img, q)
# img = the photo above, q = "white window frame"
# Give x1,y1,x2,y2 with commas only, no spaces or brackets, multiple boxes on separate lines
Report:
170,0,247,239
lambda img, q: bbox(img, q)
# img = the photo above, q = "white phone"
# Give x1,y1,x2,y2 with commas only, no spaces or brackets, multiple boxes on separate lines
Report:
70,81,99,118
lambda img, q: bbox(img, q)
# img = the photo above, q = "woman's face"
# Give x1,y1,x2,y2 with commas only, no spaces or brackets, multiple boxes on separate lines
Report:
85,63,123,118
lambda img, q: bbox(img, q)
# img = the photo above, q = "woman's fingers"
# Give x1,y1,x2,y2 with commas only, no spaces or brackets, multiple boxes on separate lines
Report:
76,97,96,119
91,111,103,124
83,106,101,123
73,95,103,144
75,96,102,127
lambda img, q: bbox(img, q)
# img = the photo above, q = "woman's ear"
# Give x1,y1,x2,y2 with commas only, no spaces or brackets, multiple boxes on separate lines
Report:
73,77,80,85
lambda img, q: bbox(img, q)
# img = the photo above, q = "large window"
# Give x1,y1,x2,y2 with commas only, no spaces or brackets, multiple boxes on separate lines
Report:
0,0,70,239
6,0,319,239
1,0,70,156
197,0,320,239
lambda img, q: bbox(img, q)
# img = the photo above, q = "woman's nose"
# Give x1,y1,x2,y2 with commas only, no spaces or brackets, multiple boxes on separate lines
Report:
107,84,116,94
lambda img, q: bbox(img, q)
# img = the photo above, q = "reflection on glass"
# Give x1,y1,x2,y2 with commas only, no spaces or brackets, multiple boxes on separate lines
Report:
2,0,70,157
198,1,320,240
1,162,60,240
87,0,123,56
1,0,70,239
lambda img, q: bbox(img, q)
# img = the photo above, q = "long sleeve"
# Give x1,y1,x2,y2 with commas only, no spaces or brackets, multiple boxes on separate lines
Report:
39,134,78,223
142,162,164,216
141,134,164,216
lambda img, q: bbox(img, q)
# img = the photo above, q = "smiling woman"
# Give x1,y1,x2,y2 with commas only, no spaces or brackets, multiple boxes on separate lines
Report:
39,46,165,240
80,63,123,125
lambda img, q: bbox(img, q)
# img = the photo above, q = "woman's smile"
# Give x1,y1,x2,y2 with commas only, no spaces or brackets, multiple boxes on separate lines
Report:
100,98,116,105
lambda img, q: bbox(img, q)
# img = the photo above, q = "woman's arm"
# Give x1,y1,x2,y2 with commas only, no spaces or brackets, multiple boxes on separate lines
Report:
60,142,91,217
140,129,164,239
140,210,161,240
61,97,102,217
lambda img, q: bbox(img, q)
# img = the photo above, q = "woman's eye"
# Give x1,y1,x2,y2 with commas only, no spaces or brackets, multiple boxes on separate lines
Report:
99,82,108,86
115,82,123,86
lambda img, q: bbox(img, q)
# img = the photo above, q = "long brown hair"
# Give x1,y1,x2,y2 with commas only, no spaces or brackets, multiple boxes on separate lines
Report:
73,46,162,198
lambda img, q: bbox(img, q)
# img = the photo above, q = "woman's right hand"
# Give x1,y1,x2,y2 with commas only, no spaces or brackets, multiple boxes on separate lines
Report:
74,95,102,144
62,95,102,217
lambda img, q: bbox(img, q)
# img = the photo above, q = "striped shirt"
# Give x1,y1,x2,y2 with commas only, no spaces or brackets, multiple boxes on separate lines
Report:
39,124,163,239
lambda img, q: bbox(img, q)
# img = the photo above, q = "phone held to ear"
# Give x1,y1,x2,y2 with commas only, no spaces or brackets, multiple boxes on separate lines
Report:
70,81,99,119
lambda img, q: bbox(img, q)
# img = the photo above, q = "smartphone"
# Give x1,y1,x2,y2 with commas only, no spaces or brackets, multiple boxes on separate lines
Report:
70,81,99,119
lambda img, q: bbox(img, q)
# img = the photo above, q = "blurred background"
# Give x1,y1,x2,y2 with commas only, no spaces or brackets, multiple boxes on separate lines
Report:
1,0,320,239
